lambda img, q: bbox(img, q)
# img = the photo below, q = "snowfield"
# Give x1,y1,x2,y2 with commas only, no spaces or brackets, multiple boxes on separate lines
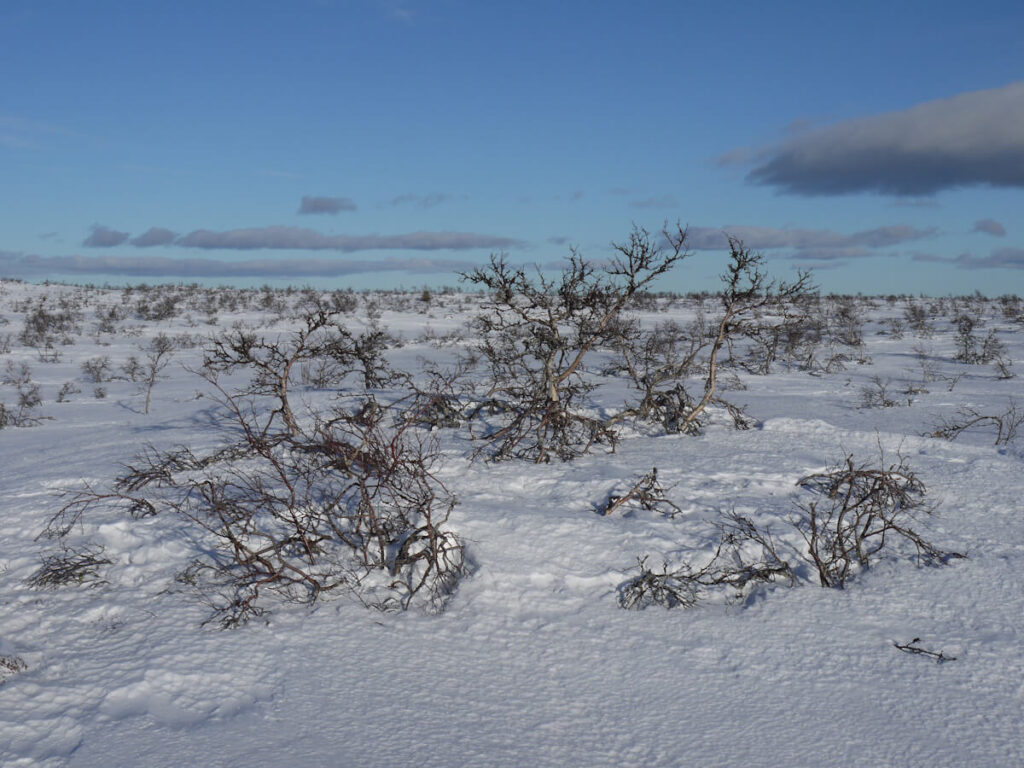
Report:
1,279,1022,767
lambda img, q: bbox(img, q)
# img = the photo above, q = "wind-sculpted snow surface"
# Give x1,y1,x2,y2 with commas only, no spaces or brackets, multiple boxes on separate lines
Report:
0,281,1022,766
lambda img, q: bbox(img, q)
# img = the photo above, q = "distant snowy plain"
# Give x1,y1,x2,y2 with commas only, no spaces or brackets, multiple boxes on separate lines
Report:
1,280,1021,767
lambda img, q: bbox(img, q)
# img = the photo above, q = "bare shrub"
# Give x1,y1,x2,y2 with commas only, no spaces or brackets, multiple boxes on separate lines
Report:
55,381,80,403
623,454,960,608
930,400,1023,446
903,301,933,337
140,333,176,414
0,655,29,685
203,309,395,436
626,237,811,435
620,511,793,609
28,545,111,588
44,360,464,626
791,455,961,588
954,313,1007,365
462,224,688,462
598,468,681,517
19,300,80,348
884,317,904,338
1,361,42,427
893,637,957,663
611,318,704,433
135,292,179,321
860,376,909,408
80,355,113,383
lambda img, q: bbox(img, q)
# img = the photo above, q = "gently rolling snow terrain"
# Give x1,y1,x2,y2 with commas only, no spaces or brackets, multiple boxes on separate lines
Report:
1,275,1022,767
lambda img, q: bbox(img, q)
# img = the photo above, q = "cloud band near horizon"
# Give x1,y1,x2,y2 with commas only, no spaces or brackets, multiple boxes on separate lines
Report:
684,224,935,260
0,250,479,278
83,225,523,252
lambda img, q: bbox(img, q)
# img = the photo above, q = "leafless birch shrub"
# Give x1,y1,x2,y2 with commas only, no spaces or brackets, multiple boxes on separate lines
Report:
201,308,395,437
998,294,1022,323
56,381,81,402
598,468,681,517
930,400,1023,445
28,545,111,588
462,224,688,462
623,454,960,608
1,361,43,427
903,300,933,337
629,237,810,435
620,511,793,609
44,390,464,626
791,455,961,588
40,305,463,625
860,376,910,408
140,333,176,414
19,299,80,351
80,355,113,383
611,318,705,433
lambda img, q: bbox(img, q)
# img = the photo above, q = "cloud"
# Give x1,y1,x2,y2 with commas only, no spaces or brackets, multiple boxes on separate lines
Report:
82,225,130,248
389,193,450,209
743,81,1024,196
972,218,1006,237
547,236,570,246
911,247,1024,270
629,194,679,209
955,247,1024,270
685,224,935,252
0,249,476,279
298,196,357,215
130,227,177,247
787,247,872,262
174,226,522,252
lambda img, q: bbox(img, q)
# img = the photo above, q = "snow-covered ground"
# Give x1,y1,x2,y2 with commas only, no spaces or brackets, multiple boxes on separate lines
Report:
1,280,1022,767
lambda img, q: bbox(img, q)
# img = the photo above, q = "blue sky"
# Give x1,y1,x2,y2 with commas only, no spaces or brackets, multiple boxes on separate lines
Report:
2,0,1023,294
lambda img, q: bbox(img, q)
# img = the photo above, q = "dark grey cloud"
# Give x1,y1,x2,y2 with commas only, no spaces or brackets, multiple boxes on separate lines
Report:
547,236,570,246
744,81,1024,196
298,196,357,214
390,193,449,208
174,226,522,252
972,218,1006,237
629,194,679,209
82,224,130,248
0,249,475,279
686,224,935,252
130,227,177,247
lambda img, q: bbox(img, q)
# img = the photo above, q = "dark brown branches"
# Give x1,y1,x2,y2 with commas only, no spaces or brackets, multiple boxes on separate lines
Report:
462,224,689,462
792,454,963,588
677,237,812,434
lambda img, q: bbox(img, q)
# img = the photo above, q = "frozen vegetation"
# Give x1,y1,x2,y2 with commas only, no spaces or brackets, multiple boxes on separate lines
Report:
1,240,1023,766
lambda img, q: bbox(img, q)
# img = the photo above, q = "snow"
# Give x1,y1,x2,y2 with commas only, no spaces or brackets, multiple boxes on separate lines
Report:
1,281,1022,766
